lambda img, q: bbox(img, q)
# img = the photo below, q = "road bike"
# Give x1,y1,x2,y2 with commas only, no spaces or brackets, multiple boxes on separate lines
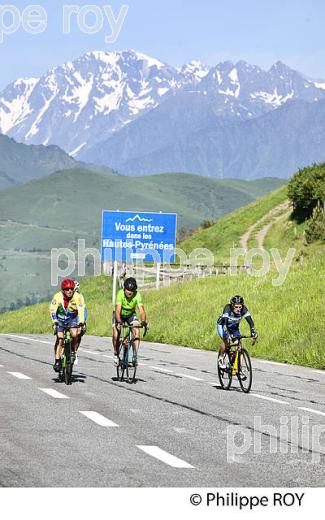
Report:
58,325,76,385
116,322,146,383
217,335,256,393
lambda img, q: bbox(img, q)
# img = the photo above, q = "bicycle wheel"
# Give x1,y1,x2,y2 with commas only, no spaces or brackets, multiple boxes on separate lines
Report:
238,348,252,393
118,343,127,382
65,362,72,385
64,340,72,385
217,350,232,390
127,343,137,384
116,341,123,380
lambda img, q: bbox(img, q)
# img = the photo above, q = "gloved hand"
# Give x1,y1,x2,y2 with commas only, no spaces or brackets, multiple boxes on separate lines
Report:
116,321,123,332
251,329,258,340
141,321,148,335
52,322,58,335
80,323,87,336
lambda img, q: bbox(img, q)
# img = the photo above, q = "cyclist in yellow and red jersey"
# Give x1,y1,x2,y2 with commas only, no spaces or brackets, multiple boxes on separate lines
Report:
50,278,85,372
112,277,147,366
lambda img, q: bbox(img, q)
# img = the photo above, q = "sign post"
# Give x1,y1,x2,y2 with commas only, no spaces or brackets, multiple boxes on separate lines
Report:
101,211,177,302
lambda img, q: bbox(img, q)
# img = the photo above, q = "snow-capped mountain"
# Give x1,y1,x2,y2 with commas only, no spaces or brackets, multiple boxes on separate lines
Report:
0,50,325,160
0,50,187,156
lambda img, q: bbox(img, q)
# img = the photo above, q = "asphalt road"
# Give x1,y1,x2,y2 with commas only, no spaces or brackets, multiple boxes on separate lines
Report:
1,333,325,487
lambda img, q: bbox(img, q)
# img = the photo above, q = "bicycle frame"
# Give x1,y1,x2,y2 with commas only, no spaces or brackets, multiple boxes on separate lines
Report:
218,335,256,393
116,322,144,383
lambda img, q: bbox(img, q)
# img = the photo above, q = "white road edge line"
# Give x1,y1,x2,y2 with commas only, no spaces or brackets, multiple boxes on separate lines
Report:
150,366,174,373
137,445,194,468
39,388,69,399
103,355,113,359
0,334,51,345
299,407,325,417
82,350,101,355
0,364,4,367
251,393,289,405
7,372,32,380
175,373,203,381
80,411,119,427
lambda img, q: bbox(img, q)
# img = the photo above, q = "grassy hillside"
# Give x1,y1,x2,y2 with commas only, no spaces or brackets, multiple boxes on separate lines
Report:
180,184,288,261
0,169,284,310
0,169,284,232
1,175,324,368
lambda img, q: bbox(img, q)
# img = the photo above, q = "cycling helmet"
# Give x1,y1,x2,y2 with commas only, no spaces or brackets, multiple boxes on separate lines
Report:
61,278,75,290
230,295,244,305
124,277,137,291
74,280,80,293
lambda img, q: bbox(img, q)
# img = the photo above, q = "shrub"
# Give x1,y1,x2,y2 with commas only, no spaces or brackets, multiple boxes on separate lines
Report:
305,202,325,243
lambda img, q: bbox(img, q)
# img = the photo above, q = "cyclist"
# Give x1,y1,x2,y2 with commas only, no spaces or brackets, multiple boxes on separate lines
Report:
217,295,258,368
112,277,147,366
50,278,85,372
73,280,87,361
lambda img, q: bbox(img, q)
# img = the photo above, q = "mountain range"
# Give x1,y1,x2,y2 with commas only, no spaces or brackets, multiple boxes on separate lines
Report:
1,50,325,179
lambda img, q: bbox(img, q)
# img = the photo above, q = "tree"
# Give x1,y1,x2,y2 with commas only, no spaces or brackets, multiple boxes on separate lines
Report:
288,163,325,222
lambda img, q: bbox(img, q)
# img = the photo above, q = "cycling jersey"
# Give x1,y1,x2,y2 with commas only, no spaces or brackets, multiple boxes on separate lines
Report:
115,289,143,318
50,291,85,324
217,304,254,332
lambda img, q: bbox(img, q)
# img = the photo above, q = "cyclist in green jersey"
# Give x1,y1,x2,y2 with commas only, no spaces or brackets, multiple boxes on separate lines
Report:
112,277,148,365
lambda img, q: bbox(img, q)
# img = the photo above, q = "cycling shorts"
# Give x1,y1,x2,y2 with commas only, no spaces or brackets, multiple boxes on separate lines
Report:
57,316,79,332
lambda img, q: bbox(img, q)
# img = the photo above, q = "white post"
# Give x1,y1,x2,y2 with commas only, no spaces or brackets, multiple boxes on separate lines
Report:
112,260,118,304
156,262,161,289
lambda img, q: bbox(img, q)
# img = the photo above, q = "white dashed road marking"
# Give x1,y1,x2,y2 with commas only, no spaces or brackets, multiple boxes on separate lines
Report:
298,407,325,417
39,388,69,399
251,393,289,405
175,373,203,381
1,334,51,345
80,411,119,427
150,366,173,373
137,445,194,468
7,372,31,380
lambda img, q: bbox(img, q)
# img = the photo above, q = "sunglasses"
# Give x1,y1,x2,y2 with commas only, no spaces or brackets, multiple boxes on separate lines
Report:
233,305,242,309
63,288,74,291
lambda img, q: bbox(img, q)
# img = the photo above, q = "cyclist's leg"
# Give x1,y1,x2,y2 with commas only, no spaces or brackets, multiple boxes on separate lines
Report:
217,324,229,354
112,311,121,355
70,327,79,352
54,324,64,370
129,314,140,353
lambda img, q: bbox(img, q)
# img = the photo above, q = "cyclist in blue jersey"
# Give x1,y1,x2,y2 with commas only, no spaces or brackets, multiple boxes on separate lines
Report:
217,295,258,369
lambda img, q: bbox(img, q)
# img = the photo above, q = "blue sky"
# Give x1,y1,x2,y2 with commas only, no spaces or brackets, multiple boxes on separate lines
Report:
0,0,324,90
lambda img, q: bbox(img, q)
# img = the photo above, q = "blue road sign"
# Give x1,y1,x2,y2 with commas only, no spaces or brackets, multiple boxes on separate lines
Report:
102,211,177,262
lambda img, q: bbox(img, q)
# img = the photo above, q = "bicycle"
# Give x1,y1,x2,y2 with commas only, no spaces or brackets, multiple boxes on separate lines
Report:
116,321,146,383
217,335,257,393
58,325,76,385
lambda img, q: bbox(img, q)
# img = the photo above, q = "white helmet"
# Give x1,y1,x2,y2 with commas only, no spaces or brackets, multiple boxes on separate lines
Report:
74,280,81,293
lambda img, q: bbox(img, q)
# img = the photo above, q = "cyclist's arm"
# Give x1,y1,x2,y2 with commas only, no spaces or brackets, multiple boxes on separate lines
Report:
244,308,255,332
138,304,146,322
77,294,85,324
115,303,122,323
49,296,59,323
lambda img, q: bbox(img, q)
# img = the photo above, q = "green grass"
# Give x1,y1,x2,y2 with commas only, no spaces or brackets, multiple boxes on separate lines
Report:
1,247,324,368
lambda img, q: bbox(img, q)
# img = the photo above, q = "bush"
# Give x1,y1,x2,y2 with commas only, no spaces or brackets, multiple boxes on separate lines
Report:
305,202,325,243
288,163,325,222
